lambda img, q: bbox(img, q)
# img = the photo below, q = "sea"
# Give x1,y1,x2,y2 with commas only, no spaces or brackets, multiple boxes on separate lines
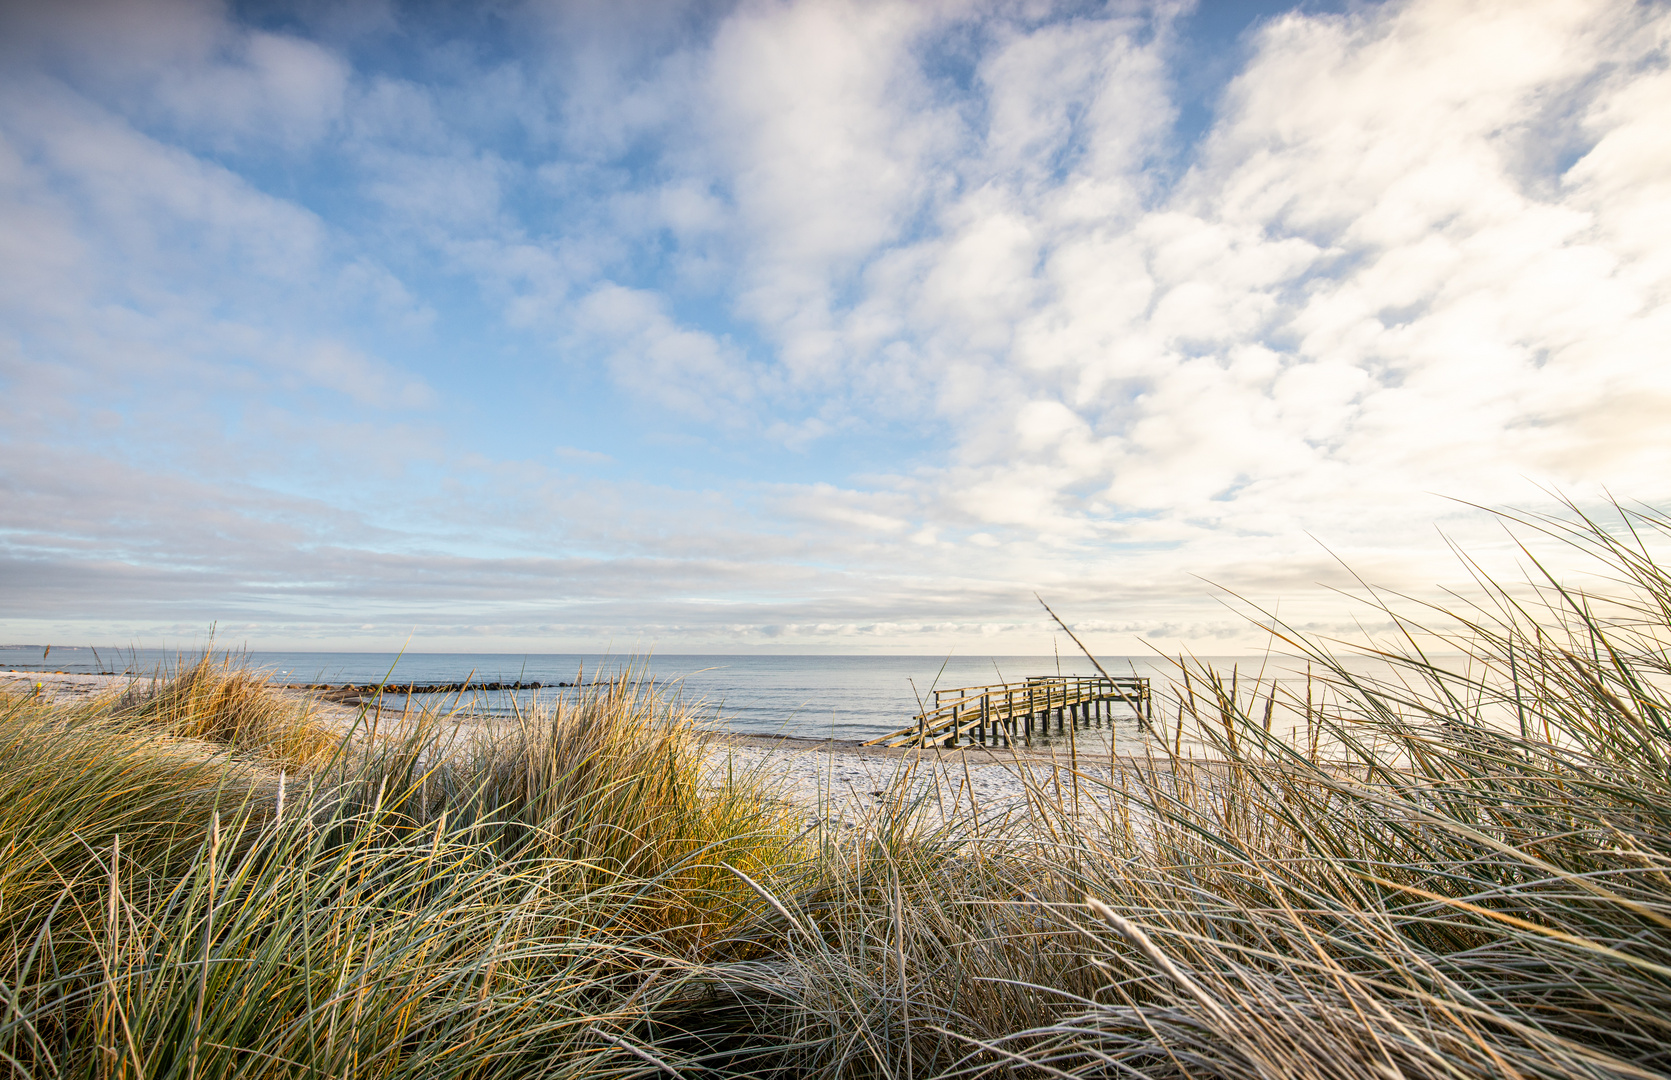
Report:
1,645,1409,752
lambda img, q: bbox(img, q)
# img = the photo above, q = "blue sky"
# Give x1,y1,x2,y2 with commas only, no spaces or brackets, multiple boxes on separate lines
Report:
2,0,1668,653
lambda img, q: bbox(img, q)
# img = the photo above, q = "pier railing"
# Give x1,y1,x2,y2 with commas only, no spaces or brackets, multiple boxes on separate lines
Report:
864,674,1151,749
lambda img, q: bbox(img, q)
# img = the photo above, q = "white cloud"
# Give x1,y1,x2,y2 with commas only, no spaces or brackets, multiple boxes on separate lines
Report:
1,0,350,151
291,342,437,409
554,445,614,466
149,30,350,150
696,0,961,380
0,84,437,416
0,0,226,77
573,284,758,420
845,0,1671,572
0,84,330,308
5,0,1671,653
358,142,510,230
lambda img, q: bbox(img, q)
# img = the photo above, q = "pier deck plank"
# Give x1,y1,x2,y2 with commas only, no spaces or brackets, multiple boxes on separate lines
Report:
865,674,1151,748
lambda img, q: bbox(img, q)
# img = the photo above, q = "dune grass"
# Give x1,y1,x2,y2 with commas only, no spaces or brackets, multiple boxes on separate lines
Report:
4,502,1671,1078
112,655,344,769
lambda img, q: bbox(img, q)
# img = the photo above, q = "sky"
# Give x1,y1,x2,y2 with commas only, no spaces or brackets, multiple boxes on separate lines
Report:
1,0,1668,655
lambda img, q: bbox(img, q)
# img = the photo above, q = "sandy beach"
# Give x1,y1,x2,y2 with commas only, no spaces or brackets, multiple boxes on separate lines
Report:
0,669,154,703
2,669,1140,823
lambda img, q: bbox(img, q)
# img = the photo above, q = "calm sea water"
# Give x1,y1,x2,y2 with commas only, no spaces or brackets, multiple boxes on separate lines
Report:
0,645,1243,748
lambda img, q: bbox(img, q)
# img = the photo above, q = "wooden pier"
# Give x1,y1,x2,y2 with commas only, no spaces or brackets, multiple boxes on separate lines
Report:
864,674,1151,749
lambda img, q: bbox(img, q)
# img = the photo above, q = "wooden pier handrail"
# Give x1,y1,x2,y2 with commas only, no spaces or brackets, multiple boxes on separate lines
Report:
867,674,1151,748
932,675,1130,696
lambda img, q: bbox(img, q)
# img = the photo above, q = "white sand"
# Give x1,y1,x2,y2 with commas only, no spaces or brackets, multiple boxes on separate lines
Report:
0,670,153,703
2,670,1145,822
708,738,1139,826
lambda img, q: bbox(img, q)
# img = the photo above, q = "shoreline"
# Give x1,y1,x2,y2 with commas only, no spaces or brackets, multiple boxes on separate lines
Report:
1,669,1175,826
1,669,1139,762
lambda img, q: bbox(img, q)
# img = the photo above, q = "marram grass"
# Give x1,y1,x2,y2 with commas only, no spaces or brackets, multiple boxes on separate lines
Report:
4,502,1671,1078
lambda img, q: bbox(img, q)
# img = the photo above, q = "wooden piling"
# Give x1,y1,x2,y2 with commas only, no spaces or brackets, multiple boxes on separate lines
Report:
864,674,1152,749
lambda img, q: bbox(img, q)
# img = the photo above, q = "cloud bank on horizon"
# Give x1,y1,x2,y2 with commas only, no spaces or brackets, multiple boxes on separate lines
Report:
1,0,1667,653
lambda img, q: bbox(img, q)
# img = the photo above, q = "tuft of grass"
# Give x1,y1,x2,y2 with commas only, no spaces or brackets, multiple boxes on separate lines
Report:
957,500,1671,1078
113,653,344,768
0,661,813,1079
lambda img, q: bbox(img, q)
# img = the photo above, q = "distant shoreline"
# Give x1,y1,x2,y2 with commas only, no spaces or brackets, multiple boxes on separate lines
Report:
1,669,1136,764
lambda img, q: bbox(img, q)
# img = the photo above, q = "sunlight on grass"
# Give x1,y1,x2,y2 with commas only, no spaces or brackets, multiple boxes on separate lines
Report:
3,501,1670,1077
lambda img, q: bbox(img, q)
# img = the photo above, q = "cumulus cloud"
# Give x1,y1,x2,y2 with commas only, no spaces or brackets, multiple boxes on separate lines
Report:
3,0,350,150
825,0,1671,581
573,284,759,420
